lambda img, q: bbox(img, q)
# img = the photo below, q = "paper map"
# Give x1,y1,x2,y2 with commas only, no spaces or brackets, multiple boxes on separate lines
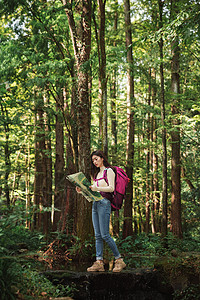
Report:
66,172,103,202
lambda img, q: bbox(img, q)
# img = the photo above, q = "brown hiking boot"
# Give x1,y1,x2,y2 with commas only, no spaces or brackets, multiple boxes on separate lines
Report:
113,258,126,272
87,260,105,272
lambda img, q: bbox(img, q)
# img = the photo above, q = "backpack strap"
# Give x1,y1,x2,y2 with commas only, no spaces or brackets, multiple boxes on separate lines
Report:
94,168,109,186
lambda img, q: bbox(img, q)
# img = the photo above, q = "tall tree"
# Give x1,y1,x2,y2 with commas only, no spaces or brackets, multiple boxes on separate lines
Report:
170,0,183,238
151,68,160,232
98,0,108,155
110,0,119,235
33,93,48,233
93,0,108,155
110,0,118,165
158,0,168,237
53,90,65,232
145,68,151,234
123,0,134,238
0,95,11,207
63,0,93,239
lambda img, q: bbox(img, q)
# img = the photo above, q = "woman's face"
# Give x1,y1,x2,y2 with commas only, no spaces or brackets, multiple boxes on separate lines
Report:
92,155,104,168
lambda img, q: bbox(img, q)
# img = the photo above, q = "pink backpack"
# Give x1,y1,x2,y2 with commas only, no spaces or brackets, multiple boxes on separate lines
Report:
94,167,129,212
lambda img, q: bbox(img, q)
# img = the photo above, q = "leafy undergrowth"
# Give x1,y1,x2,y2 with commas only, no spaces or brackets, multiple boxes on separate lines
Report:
0,210,199,300
0,215,78,299
173,284,200,300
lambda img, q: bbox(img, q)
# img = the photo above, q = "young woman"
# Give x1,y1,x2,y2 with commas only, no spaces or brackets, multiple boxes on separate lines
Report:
76,150,126,272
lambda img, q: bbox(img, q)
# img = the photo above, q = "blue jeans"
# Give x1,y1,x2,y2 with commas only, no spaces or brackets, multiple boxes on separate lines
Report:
92,198,121,261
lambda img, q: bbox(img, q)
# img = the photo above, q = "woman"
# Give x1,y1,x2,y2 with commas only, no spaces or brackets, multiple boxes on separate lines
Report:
76,150,126,272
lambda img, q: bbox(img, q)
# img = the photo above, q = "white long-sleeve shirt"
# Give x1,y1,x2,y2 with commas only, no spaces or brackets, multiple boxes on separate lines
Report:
91,167,115,193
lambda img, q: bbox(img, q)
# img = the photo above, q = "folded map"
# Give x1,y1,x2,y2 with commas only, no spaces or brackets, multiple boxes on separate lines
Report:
66,172,103,202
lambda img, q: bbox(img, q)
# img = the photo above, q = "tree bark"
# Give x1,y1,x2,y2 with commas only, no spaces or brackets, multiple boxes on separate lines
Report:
110,0,118,166
93,0,108,155
34,94,48,233
63,0,93,240
152,117,160,232
43,93,52,235
0,101,11,207
145,68,151,234
170,0,183,238
53,91,65,232
25,136,31,229
109,0,119,235
158,0,168,237
123,0,134,238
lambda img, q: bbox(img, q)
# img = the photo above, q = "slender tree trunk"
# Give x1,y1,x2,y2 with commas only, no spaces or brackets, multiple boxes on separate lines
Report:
110,0,119,235
181,166,195,191
110,76,117,162
149,69,157,233
123,0,134,238
0,101,10,207
70,74,79,169
97,0,108,155
158,0,168,237
42,94,52,235
4,124,10,207
145,151,150,233
145,68,151,233
110,0,118,165
152,118,160,232
170,36,182,238
25,136,31,229
53,91,65,232
63,86,78,234
34,94,47,232
151,68,160,232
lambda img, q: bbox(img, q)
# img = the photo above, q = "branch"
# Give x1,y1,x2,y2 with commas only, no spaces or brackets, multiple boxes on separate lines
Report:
47,83,73,141
62,0,79,62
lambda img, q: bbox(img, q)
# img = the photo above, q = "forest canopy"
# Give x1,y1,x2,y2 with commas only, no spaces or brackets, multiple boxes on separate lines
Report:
0,0,200,241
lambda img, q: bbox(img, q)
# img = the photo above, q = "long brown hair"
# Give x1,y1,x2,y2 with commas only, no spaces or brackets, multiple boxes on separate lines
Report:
90,150,115,178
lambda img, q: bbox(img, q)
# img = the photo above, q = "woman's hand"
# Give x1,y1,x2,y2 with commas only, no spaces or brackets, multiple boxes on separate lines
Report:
76,186,82,193
89,185,98,192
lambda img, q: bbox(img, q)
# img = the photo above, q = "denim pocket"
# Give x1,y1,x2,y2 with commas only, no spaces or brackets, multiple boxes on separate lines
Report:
99,198,110,206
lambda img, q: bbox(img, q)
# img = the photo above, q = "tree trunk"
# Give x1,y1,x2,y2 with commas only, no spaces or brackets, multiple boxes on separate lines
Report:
170,0,183,238
152,117,160,232
0,101,11,207
181,166,195,191
110,0,119,235
63,0,93,240
151,68,160,232
53,91,65,232
145,151,150,233
110,0,118,166
96,0,108,155
42,94,52,235
25,135,31,229
145,68,151,234
123,0,134,238
158,0,168,237
63,85,78,234
34,94,47,232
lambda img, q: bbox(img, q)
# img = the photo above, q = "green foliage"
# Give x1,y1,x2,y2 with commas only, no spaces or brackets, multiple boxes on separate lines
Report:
0,258,22,300
0,0,200,270
0,218,78,299
117,233,200,268
0,206,43,253
59,233,95,262
19,268,75,299
173,284,200,300
0,257,76,299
